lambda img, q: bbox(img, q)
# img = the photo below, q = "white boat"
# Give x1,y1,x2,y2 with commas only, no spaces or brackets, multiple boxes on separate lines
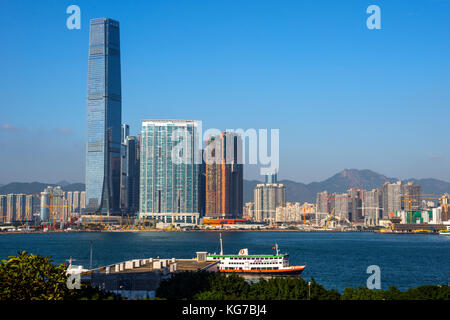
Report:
207,234,306,275
65,257,89,275
439,226,450,236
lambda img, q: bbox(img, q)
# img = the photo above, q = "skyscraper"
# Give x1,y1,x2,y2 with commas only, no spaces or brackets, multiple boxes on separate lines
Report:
204,132,243,219
86,18,122,215
139,120,201,224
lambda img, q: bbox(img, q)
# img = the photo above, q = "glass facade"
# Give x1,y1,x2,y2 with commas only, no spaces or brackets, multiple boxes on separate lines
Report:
86,18,122,215
139,120,201,219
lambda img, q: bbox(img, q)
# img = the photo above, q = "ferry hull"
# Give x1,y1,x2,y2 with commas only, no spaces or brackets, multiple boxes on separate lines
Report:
220,266,306,276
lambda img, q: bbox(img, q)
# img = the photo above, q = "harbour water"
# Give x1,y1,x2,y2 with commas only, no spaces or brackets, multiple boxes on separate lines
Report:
0,231,448,292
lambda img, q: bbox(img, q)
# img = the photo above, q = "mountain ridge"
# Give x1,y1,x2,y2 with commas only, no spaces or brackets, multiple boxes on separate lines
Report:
2,169,449,204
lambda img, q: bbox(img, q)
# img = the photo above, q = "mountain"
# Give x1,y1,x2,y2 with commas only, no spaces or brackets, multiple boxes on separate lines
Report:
243,169,450,203
56,180,72,187
3,169,450,203
0,182,85,195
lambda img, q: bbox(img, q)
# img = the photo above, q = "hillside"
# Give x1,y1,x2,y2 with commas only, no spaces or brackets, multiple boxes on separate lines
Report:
243,169,450,203
0,182,85,195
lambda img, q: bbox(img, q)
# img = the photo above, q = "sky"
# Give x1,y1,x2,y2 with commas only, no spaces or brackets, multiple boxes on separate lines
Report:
0,0,449,184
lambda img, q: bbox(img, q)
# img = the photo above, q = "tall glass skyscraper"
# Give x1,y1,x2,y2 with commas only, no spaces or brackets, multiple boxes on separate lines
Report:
86,18,122,215
139,120,201,224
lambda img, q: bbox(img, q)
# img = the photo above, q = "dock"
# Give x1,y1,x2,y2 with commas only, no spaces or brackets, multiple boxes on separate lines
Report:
79,253,219,299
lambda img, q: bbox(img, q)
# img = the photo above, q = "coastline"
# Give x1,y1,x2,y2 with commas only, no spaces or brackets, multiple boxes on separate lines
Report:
0,228,437,235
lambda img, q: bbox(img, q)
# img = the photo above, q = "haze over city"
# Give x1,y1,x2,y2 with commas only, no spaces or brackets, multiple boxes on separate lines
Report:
1,0,449,184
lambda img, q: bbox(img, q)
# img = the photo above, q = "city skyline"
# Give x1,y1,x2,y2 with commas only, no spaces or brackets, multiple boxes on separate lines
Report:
1,0,450,184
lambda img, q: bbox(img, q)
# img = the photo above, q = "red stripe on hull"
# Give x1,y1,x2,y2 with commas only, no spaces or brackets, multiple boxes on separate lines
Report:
220,266,306,276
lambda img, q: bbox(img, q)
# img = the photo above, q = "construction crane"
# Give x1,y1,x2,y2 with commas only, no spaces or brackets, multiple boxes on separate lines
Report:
398,194,448,223
322,209,335,229
28,193,70,230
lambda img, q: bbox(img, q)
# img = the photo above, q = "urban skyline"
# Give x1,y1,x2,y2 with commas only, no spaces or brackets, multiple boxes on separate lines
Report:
1,1,450,184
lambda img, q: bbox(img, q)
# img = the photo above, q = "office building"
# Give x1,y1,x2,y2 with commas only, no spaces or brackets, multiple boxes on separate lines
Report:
139,120,201,225
85,18,122,215
204,132,243,219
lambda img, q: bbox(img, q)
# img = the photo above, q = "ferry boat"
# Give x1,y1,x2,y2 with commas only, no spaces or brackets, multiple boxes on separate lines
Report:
439,226,450,236
207,234,306,275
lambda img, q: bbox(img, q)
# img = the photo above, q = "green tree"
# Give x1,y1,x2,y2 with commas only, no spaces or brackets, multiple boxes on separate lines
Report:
0,251,71,300
0,251,119,300
156,271,211,300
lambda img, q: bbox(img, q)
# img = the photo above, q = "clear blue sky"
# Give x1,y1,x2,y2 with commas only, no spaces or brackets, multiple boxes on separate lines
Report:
0,0,449,184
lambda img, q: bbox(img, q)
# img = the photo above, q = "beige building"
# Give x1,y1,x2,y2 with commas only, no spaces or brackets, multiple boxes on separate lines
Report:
275,202,315,223
253,183,286,222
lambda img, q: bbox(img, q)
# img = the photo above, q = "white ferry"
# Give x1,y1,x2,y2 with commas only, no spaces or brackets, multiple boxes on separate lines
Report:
207,234,306,275
439,226,450,236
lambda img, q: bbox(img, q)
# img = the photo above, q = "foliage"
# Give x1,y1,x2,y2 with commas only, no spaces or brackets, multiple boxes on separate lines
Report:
156,271,448,301
155,271,212,300
341,285,449,300
0,251,119,300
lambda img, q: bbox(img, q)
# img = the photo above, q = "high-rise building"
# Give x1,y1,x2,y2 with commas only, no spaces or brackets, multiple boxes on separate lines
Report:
316,191,331,224
381,181,402,219
80,191,86,214
66,191,73,213
253,183,286,222
334,193,349,221
362,189,381,226
40,186,65,223
73,191,80,213
264,170,278,184
0,195,7,223
85,18,122,215
139,120,201,224
6,194,16,223
120,124,130,211
15,194,26,222
25,195,33,222
204,132,243,219
121,135,140,214
401,182,422,211
348,188,364,222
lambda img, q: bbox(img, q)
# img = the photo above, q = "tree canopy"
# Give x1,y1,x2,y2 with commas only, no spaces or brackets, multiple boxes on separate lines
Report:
0,251,119,300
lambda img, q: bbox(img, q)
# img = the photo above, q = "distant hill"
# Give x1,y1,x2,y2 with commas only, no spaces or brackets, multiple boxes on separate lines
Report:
3,169,450,203
243,169,450,203
0,182,85,195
